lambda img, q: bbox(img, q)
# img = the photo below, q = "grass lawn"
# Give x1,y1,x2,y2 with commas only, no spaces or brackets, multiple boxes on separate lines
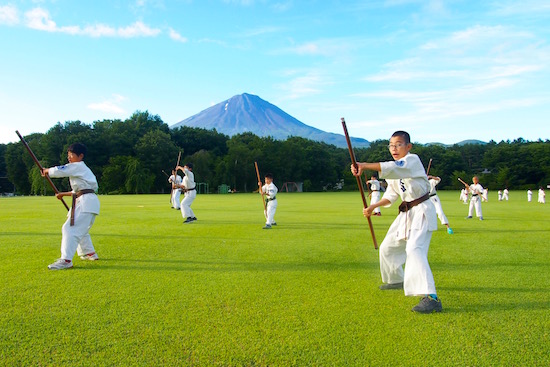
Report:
0,190,549,366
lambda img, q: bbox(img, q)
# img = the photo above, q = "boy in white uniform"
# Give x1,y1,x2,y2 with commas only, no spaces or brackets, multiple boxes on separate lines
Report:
466,176,484,220
539,187,546,204
428,175,453,234
502,188,509,201
168,170,182,209
527,189,532,202
260,173,278,229
367,175,382,216
351,131,441,313
176,163,197,223
41,143,100,270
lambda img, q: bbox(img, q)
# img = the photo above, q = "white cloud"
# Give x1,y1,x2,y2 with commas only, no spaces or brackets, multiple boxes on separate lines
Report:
276,69,333,99
168,28,188,43
0,5,19,25
87,95,127,114
23,7,161,38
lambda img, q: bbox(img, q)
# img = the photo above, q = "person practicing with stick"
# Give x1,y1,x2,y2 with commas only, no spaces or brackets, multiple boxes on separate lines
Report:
41,143,100,270
428,175,453,234
168,169,182,210
259,173,278,229
176,163,197,223
351,131,442,313
461,176,484,220
366,174,382,216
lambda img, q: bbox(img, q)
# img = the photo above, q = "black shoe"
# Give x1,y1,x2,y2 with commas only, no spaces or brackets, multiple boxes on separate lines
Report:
412,296,442,313
183,217,194,224
379,282,404,290
192,217,197,221
271,222,277,226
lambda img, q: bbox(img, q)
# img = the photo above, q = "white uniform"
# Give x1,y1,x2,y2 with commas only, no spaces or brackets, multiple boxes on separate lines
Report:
367,178,381,214
48,161,100,260
468,183,484,218
180,168,196,219
262,182,278,226
539,189,546,204
168,174,182,209
527,189,532,202
498,190,502,201
428,177,449,226
460,188,468,204
379,153,438,297
502,189,509,201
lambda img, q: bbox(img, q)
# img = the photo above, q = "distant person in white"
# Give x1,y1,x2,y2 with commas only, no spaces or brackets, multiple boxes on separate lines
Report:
176,163,197,223
498,190,502,201
502,188,509,201
168,170,182,209
539,187,546,204
467,176,484,220
527,189,533,202
367,175,382,216
428,176,453,234
260,173,278,229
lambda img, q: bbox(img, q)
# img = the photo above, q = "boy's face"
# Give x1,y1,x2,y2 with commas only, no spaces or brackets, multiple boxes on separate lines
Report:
67,151,84,163
388,136,412,160
472,176,479,184
265,177,273,184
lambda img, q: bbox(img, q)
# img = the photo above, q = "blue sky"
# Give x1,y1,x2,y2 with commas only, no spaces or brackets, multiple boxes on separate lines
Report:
1,0,549,145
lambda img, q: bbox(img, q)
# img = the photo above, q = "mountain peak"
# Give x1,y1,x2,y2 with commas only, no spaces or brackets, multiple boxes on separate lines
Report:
171,93,370,148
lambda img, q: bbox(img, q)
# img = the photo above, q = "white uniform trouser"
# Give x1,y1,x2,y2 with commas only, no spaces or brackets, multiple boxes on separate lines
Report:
468,196,482,217
171,189,181,209
61,212,97,260
379,219,436,296
180,190,196,219
430,195,448,225
265,199,277,225
371,191,381,214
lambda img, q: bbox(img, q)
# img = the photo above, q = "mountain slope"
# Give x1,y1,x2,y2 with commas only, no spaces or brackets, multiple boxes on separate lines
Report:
171,93,370,148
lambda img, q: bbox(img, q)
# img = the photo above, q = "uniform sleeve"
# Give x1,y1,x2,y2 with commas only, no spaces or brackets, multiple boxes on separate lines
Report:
380,154,426,180
48,163,79,178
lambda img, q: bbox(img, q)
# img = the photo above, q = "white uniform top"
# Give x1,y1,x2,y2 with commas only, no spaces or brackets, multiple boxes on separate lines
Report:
262,182,278,200
428,177,441,196
48,161,100,215
169,174,182,187
368,179,380,191
380,153,437,238
469,183,484,196
182,168,195,190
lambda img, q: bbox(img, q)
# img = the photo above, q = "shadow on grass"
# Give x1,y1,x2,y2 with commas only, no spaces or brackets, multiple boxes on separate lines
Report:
75,257,379,272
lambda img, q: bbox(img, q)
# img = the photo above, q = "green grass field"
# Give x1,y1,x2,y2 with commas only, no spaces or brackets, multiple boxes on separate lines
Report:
1,191,549,366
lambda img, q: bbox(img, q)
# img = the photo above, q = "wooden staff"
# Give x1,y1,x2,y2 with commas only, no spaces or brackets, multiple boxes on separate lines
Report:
426,158,433,175
254,162,267,213
341,118,378,250
15,131,69,211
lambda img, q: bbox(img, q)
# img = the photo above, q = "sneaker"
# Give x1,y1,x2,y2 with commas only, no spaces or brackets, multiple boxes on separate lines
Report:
263,224,272,229
80,252,99,261
271,222,277,226
479,217,484,220
192,217,197,221
447,228,454,234
183,217,194,224
379,282,404,290
48,259,73,270
466,216,472,219
412,296,442,313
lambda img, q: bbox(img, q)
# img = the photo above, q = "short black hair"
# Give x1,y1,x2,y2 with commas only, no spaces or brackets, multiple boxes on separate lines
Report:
391,131,411,144
68,143,87,158
265,173,273,179
186,163,193,169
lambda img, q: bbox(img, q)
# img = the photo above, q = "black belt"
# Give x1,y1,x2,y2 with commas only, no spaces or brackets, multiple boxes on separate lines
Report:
186,187,196,191
266,196,276,201
472,194,478,196
429,193,437,197
398,193,430,213
70,189,96,226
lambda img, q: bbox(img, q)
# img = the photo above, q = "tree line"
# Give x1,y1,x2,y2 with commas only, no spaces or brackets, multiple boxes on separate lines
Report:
1,111,549,195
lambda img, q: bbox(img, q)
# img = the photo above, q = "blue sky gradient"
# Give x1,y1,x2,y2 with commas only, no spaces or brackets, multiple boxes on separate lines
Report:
1,0,549,144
